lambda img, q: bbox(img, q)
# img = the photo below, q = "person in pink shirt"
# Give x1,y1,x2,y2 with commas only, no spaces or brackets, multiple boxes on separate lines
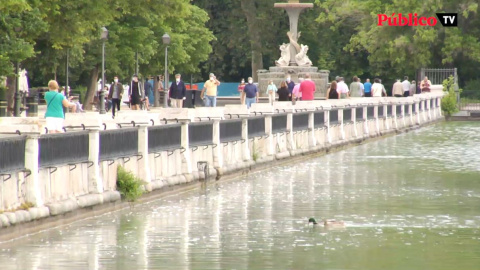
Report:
292,77,304,101
299,73,316,101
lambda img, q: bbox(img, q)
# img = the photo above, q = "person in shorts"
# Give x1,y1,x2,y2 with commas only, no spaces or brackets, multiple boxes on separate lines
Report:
44,80,75,133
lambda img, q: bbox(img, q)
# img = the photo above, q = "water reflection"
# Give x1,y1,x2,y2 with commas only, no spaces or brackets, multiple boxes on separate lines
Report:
1,122,480,270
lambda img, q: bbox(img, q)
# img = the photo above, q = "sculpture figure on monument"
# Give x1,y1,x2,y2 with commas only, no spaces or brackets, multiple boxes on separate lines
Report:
275,43,291,67
287,31,312,67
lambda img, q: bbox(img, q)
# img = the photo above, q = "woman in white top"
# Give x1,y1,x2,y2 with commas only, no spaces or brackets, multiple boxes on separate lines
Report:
266,80,278,105
371,78,384,97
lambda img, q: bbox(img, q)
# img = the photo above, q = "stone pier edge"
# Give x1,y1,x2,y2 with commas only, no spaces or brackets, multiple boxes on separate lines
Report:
0,117,443,242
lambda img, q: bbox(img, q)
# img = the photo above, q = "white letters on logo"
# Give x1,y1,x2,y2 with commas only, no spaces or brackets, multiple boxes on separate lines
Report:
443,16,455,24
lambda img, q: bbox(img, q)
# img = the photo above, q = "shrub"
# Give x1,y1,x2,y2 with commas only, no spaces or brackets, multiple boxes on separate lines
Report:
116,166,145,202
441,76,460,117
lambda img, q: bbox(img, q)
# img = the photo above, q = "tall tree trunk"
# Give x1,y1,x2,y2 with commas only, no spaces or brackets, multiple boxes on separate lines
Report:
84,65,99,110
241,0,263,82
6,76,15,116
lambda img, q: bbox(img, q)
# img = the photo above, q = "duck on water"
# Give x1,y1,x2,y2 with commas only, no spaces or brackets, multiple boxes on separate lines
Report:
308,217,345,228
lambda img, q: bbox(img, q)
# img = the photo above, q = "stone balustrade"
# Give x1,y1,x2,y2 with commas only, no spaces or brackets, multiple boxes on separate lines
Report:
0,93,445,231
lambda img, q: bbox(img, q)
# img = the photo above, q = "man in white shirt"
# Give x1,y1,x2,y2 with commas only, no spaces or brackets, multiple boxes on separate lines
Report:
337,77,349,99
371,78,383,97
401,76,411,97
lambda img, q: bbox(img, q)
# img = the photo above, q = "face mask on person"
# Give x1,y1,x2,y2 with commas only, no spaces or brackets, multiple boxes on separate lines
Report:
286,78,291,82
270,82,273,85
176,78,180,82
210,77,214,81
114,79,118,83
248,79,253,84
241,80,245,84
133,77,138,82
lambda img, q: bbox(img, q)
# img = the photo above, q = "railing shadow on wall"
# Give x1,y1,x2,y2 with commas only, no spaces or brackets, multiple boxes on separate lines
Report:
148,124,183,157
189,122,215,151
272,113,288,135
0,136,27,180
220,119,243,145
248,116,266,139
99,128,140,164
292,112,309,133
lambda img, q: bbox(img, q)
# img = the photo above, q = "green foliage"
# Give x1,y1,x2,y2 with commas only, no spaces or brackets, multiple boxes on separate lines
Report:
116,166,145,202
441,76,460,117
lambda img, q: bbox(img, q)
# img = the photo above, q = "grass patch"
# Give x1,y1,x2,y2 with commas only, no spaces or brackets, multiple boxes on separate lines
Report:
116,166,145,202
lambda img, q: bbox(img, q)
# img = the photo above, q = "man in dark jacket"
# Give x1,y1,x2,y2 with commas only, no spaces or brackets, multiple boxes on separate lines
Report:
169,74,186,108
108,76,124,117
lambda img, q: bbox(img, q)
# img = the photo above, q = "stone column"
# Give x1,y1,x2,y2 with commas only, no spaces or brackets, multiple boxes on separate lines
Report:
308,112,316,147
392,104,398,130
326,110,332,144
374,105,380,134
351,107,358,138
339,109,345,140
137,125,151,191
286,113,295,151
24,135,43,207
426,98,432,121
415,101,421,125
212,120,223,169
88,129,103,194
181,122,192,174
382,104,390,131
363,106,369,137
408,103,413,126
265,116,275,155
242,119,251,161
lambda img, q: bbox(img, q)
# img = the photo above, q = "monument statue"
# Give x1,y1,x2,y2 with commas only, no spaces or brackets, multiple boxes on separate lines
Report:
257,0,329,97
274,0,314,67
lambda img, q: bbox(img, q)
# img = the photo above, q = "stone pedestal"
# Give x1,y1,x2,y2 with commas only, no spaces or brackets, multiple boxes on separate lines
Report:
257,66,329,98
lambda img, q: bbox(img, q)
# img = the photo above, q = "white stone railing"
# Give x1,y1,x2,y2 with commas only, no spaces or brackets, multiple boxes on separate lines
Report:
0,92,445,230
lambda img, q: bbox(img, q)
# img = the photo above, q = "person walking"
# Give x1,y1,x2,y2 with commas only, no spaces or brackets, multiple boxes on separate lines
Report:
200,73,221,107
337,77,349,99
238,78,246,105
392,79,404,97
402,76,411,97
292,77,304,102
420,76,432,93
169,74,187,108
266,80,278,105
44,80,75,133
364,78,372,97
410,80,416,96
349,76,363,97
371,78,383,97
277,81,290,101
129,74,144,110
299,73,316,101
326,81,339,100
286,76,295,98
108,76,124,118
243,77,259,109
143,77,152,110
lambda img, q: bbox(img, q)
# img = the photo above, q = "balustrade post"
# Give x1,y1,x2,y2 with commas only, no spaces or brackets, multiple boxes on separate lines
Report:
212,120,223,169
286,113,295,151
88,129,103,194
265,116,274,156
181,122,192,174
137,125,151,190
308,112,316,147
24,135,42,207
242,119,251,161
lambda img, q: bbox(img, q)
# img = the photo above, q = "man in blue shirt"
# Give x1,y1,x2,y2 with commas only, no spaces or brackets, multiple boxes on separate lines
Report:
363,78,372,97
243,77,259,109
286,76,295,98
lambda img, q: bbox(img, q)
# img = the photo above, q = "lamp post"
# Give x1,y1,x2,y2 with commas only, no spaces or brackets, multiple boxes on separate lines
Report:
162,33,171,108
14,27,22,117
100,27,108,114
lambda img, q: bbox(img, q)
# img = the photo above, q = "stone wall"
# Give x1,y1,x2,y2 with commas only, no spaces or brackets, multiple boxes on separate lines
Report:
0,93,444,234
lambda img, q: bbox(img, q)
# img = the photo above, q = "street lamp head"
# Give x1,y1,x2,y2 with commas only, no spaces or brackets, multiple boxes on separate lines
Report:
162,33,171,45
101,27,108,40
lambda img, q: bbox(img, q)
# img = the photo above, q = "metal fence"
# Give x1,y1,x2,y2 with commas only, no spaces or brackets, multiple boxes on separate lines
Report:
329,110,339,125
39,131,89,167
356,107,364,121
343,109,353,123
99,128,138,161
417,68,457,85
292,113,309,131
367,106,375,119
220,119,243,143
272,114,288,134
314,111,325,128
459,90,480,111
248,117,266,138
148,124,182,152
189,122,213,146
0,136,26,173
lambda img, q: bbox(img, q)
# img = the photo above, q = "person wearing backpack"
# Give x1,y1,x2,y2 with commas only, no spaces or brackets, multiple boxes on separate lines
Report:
44,80,76,133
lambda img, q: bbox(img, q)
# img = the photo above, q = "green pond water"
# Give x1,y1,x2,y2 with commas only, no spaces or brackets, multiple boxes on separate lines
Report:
0,122,479,270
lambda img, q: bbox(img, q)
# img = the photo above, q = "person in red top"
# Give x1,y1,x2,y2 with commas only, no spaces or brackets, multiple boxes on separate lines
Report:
299,73,316,100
